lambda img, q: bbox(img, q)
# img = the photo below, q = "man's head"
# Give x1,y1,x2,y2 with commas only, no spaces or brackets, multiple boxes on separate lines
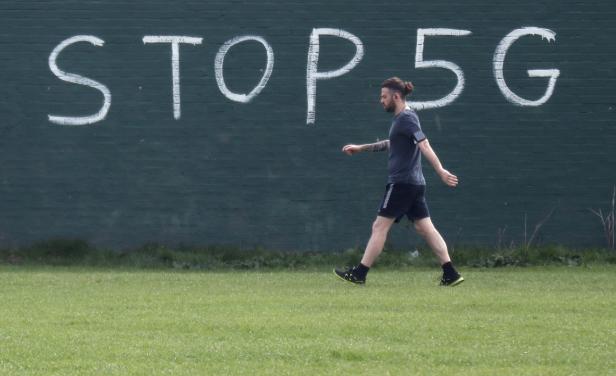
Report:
380,77,414,113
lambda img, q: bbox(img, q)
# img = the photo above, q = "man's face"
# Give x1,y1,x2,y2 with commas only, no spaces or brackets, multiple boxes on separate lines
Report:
380,88,396,113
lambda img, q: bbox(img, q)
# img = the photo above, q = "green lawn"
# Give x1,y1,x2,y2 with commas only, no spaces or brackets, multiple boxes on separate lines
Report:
1,266,615,375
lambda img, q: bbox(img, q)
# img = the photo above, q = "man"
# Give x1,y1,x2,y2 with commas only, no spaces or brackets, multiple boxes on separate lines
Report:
334,77,464,286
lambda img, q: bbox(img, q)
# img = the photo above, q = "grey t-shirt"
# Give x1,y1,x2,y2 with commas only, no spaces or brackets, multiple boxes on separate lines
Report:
387,109,426,185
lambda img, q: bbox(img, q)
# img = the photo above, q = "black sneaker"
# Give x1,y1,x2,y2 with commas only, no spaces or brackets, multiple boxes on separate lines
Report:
440,273,464,286
333,266,366,285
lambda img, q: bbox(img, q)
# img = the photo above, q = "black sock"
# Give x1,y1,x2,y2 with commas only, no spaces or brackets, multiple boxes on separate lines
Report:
354,263,370,279
441,262,458,278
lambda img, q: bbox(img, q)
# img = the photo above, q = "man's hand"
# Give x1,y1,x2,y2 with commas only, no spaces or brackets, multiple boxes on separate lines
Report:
342,144,362,155
438,169,459,187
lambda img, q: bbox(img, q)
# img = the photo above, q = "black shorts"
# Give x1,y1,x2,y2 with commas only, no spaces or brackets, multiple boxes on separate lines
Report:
377,183,430,223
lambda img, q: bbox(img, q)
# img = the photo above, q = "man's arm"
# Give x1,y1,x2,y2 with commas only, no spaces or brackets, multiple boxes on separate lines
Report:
417,139,458,187
342,140,389,155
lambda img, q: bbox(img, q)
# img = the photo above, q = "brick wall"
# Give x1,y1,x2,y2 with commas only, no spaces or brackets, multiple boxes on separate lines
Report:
0,0,614,250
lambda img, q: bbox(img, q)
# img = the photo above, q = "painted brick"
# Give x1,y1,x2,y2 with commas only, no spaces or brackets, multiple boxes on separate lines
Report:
0,0,614,250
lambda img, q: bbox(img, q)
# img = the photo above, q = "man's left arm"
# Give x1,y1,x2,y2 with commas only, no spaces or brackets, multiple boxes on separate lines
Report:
417,139,459,187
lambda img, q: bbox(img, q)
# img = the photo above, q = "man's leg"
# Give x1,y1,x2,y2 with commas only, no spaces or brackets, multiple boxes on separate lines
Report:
414,217,464,286
413,217,450,264
360,215,396,267
334,215,395,284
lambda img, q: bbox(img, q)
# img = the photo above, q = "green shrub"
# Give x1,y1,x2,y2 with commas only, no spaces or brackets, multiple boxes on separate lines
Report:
1,239,615,269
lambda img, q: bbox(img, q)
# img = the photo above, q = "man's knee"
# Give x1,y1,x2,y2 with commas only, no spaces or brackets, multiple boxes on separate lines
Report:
372,217,393,235
414,222,425,237
414,218,434,237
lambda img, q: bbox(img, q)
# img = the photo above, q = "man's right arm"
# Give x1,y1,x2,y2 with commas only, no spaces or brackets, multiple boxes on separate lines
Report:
342,140,389,155
417,139,458,187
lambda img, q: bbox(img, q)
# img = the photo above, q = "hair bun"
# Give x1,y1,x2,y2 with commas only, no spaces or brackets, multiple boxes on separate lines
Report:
404,81,414,95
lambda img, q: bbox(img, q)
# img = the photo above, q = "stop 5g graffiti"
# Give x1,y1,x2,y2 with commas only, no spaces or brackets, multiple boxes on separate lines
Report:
47,27,559,126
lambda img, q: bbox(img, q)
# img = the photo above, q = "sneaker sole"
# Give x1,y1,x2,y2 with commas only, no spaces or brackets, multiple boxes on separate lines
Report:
446,276,465,287
332,269,365,285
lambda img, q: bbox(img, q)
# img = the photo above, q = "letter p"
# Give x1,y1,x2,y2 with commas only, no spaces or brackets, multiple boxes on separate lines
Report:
306,28,364,125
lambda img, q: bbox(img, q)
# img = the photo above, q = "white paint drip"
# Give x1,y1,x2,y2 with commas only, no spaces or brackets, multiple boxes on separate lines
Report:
142,36,203,119
407,28,472,111
306,28,364,124
48,35,111,126
214,35,274,103
493,27,560,106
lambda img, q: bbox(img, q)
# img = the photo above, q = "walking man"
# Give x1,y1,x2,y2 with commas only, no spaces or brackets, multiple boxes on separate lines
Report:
334,77,464,286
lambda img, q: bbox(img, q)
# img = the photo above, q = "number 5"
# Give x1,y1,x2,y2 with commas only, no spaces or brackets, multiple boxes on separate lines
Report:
408,28,472,111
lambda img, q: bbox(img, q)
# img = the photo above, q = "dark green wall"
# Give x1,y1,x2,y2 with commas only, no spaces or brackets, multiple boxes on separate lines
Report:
0,0,614,250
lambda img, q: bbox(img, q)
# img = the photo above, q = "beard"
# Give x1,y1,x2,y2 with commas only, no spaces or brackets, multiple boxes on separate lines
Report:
384,101,396,113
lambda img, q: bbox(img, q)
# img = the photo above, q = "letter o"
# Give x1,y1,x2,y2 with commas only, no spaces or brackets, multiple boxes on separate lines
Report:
214,35,274,103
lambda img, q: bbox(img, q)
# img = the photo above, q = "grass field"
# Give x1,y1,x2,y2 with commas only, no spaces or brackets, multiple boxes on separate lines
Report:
1,266,615,375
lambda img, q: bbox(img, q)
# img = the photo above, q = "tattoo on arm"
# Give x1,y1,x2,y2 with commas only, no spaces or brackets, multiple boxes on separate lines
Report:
364,140,390,152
